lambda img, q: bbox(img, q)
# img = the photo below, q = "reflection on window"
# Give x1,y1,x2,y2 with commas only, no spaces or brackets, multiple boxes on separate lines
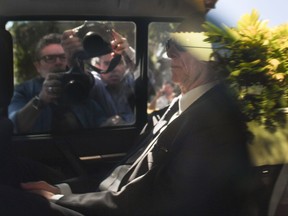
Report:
6,20,136,134
147,22,180,113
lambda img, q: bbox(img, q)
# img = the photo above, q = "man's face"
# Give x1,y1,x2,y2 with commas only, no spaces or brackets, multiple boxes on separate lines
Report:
34,44,67,79
166,40,200,86
99,54,126,86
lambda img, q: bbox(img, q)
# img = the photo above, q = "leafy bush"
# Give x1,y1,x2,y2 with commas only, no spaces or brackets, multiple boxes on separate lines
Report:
204,10,288,132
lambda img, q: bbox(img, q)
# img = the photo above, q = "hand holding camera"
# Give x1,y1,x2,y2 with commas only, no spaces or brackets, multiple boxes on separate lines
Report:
62,30,83,67
39,72,63,105
110,30,130,56
57,22,133,104
62,23,130,58
62,22,131,73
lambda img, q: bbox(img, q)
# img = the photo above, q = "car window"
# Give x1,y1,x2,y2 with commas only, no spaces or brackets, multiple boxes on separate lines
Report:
6,20,137,134
147,22,181,113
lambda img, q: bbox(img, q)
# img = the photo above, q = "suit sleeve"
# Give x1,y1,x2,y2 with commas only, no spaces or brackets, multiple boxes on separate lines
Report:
56,90,253,216
150,121,252,216
55,169,158,216
56,121,251,216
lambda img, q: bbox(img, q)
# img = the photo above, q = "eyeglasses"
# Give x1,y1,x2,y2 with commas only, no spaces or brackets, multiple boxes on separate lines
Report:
165,39,187,52
166,38,214,55
39,54,67,64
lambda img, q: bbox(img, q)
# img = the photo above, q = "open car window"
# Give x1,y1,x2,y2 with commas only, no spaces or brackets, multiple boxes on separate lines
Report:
6,20,137,134
147,22,181,113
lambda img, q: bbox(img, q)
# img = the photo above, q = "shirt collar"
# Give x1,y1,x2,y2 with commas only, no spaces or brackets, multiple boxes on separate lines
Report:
178,81,219,114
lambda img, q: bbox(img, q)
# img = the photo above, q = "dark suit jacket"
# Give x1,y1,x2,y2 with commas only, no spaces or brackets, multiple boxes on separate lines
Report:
56,83,253,216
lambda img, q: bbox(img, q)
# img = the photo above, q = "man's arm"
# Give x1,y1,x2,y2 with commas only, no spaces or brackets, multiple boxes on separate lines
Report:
62,29,136,72
8,84,45,133
13,96,45,133
111,30,136,71
11,74,62,133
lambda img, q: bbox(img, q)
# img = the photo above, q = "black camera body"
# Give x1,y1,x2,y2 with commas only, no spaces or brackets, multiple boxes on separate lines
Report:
73,21,114,59
59,67,93,104
60,22,114,103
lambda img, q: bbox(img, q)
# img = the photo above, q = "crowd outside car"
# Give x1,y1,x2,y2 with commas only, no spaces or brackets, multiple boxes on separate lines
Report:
8,33,107,133
16,26,255,216
148,80,176,111
62,29,136,126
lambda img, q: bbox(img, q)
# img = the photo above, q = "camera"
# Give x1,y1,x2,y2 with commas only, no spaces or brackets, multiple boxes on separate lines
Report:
72,21,114,59
73,21,122,74
60,21,119,104
59,66,93,104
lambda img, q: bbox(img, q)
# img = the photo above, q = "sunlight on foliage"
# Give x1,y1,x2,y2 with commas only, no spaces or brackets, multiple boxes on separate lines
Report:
204,10,288,165
204,9,288,132
248,121,288,165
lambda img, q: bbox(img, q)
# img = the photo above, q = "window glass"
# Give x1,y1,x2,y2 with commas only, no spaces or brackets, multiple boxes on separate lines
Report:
6,20,136,134
147,22,180,113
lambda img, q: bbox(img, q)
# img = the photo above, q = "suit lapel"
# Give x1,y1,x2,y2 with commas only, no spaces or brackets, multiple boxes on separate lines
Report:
119,85,222,190
150,84,223,164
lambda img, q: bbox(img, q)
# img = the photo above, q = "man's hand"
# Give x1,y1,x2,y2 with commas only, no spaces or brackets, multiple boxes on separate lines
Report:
62,30,84,66
21,181,61,200
111,30,130,55
111,30,135,70
39,73,63,105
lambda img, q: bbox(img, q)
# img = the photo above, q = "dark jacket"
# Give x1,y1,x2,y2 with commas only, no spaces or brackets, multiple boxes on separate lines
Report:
57,83,253,216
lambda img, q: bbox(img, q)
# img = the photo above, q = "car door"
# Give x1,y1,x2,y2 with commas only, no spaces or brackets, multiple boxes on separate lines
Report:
0,0,208,180
4,19,145,179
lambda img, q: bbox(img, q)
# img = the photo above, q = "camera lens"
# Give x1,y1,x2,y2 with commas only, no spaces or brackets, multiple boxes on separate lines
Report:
60,71,91,104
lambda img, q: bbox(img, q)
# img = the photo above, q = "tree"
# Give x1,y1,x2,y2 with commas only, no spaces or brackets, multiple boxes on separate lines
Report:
204,10,288,132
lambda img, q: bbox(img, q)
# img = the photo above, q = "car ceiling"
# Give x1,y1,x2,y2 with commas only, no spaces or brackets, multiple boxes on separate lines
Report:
0,0,207,18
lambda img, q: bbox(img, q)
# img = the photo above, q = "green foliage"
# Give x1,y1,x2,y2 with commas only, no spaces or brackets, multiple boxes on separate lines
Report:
203,10,288,132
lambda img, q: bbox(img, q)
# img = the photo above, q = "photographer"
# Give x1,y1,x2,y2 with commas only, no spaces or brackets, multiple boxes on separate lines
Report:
62,25,136,126
8,33,107,133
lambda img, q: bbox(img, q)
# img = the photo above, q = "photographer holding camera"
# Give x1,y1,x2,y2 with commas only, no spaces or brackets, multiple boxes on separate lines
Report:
62,23,136,126
8,33,107,133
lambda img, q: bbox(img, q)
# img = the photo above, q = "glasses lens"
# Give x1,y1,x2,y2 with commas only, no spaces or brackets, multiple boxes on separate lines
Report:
166,39,186,52
40,54,66,63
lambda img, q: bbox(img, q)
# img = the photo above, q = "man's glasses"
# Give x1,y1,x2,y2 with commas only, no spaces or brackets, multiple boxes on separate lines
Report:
165,39,187,52
166,38,214,58
39,54,67,64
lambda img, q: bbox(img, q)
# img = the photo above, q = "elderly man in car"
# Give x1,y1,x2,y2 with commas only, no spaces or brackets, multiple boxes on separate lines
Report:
12,27,254,216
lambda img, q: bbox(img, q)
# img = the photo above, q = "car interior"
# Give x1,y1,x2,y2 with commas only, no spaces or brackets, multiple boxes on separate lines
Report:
0,0,286,215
